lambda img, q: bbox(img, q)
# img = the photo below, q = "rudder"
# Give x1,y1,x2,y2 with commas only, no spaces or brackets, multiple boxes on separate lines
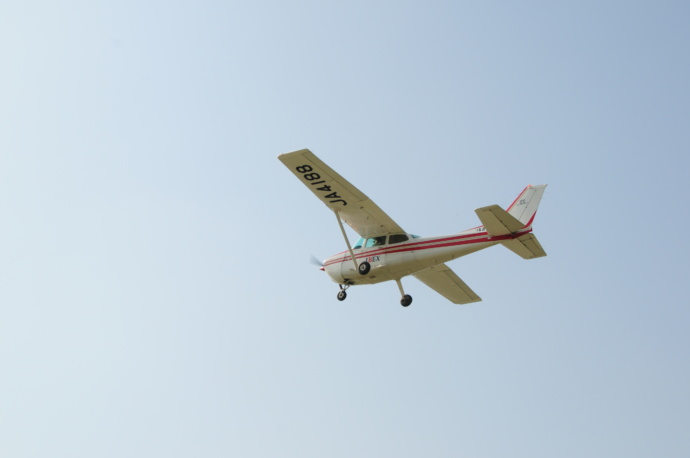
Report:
506,184,547,227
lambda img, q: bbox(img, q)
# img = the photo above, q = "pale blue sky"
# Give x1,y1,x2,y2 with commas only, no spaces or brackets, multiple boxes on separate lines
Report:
1,1,689,457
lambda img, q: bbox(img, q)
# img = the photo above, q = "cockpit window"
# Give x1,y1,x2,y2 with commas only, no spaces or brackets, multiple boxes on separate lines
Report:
388,234,409,244
352,237,365,249
353,235,394,249
365,236,386,247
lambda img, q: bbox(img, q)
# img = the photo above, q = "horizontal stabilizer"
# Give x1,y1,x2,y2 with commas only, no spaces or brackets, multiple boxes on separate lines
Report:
475,204,524,236
501,234,547,259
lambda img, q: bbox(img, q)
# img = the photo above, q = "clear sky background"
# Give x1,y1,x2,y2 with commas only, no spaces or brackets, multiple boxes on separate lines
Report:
2,1,689,457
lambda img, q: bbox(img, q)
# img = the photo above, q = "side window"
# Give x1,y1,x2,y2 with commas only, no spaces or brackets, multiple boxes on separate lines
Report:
388,234,409,244
352,237,365,249
365,236,386,247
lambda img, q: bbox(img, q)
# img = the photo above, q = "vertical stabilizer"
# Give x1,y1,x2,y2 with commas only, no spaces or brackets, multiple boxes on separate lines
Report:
506,184,547,227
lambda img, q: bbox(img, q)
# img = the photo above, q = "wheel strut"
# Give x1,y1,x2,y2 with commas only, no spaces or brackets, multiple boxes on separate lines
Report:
337,282,352,301
395,279,413,307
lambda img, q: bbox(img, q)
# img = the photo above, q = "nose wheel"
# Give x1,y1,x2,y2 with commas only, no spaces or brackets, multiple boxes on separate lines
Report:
337,282,352,301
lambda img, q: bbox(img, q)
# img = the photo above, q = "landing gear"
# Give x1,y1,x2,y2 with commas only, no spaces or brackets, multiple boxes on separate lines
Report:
395,279,413,308
401,294,413,307
358,261,371,275
336,279,413,307
337,282,352,301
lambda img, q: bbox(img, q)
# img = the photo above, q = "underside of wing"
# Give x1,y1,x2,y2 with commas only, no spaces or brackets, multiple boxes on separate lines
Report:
279,149,405,237
413,264,482,305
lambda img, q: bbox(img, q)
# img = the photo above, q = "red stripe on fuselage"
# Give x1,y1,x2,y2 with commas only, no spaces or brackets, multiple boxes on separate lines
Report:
326,232,486,263
323,229,532,266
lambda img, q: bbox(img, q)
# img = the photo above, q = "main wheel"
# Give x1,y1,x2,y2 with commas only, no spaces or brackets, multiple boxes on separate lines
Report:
358,261,371,275
400,294,413,307
337,290,347,301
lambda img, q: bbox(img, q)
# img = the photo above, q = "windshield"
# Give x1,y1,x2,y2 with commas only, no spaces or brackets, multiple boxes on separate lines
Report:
352,237,365,249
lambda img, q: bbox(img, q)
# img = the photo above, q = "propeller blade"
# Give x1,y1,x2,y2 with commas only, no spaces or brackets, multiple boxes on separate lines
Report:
310,255,325,267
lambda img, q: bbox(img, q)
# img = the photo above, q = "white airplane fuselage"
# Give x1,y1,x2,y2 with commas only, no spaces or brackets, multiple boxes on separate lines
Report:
323,225,532,285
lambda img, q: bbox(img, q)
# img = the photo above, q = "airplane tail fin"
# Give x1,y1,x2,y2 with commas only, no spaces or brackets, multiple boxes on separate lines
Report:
474,185,547,259
506,184,547,228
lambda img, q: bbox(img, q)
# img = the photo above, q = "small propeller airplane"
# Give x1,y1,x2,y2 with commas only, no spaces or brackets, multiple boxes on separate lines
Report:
279,149,547,307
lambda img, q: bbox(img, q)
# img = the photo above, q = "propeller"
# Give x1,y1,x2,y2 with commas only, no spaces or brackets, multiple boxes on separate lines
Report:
310,255,325,270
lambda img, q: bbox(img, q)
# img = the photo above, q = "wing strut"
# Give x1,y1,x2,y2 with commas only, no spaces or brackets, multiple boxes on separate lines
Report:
334,210,359,271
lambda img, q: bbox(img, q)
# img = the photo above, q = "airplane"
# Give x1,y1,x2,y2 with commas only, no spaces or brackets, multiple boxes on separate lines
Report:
279,148,547,307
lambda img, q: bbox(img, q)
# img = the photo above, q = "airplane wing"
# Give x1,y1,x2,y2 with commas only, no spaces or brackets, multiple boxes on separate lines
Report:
413,264,482,304
278,149,405,237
